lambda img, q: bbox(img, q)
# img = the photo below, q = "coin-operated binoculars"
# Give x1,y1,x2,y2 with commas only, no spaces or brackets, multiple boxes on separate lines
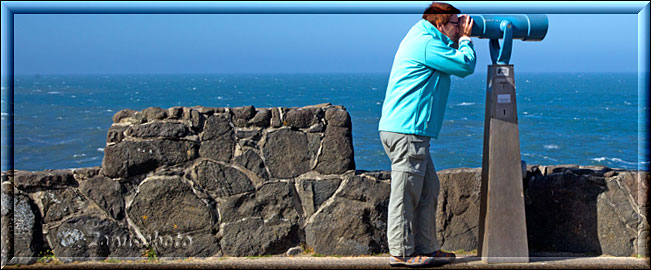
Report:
470,15,548,264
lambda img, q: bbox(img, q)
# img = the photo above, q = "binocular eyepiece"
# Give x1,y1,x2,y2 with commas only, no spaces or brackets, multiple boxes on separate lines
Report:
469,15,548,41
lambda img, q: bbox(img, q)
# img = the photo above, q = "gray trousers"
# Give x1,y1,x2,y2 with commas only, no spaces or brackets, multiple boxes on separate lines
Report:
380,131,440,256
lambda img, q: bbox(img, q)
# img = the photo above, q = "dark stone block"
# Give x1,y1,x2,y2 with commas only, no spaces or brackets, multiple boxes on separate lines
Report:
219,216,300,256
595,175,639,256
305,175,389,255
295,178,342,218
199,138,234,163
152,230,220,257
14,170,76,190
127,176,214,236
72,167,101,181
325,108,351,127
38,188,88,223
112,109,136,124
436,168,481,252
126,122,190,139
315,126,355,175
262,128,310,179
199,114,236,162
142,107,168,121
183,108,205,132
167,107,183,119
106,125,127,143
190,159,254,199
192,106,217,115
1,182,14,265
202,114,233,141
217,181,302,256
249,109,271,128
234,149,269,180
526,170,607,254
232,106,256,127
219,181,299,224
284,108,321,128
12,194,44,264
101,140,198,178
46,215,140,261
79,176,125,220
312,179,341,208
271,107,282,128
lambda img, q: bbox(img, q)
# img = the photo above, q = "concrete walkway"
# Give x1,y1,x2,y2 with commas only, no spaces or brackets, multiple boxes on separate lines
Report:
4,255,649,269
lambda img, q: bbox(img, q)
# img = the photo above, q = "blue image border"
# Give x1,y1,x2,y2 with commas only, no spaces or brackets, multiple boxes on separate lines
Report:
0,0,649,263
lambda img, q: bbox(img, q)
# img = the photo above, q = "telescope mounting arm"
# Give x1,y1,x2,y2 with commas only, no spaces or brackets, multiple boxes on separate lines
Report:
489,20,514,65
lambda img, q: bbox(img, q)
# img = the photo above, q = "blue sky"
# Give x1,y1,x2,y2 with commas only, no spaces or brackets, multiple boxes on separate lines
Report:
14,13,638,74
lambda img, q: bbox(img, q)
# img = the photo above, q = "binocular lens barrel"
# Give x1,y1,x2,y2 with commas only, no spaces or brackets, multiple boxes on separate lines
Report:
469,15,548,41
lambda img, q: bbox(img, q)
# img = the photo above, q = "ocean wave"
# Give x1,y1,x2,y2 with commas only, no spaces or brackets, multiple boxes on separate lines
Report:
25,137,81,145
47,91,62,94
74,156,101,163
591,157,636,165
522,152,558,162
455,102,475,106
544,144,559,150
97,148,104,152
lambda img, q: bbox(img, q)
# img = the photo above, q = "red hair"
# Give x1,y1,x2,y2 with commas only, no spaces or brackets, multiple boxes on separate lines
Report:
422,2,461,26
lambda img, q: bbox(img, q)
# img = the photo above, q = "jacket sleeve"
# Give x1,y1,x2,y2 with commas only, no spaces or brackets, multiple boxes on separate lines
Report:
423,38,476,78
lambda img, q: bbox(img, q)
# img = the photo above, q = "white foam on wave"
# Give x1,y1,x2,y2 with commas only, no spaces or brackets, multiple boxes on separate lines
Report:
522,152,558,162
591,157,636,165
455,102,475,106
74,156,100,163
544,144,559,150
97,148,104,152
47,91,62,94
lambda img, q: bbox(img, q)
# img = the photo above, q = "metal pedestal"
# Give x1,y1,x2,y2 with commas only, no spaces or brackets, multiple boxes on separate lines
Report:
477,64,529,263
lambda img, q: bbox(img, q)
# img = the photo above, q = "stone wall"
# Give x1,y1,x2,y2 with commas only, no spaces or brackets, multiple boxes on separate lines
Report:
436,166,649,257
1,104,649,265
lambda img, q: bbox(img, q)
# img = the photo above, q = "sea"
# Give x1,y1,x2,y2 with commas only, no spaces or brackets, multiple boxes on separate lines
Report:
2,72,648,172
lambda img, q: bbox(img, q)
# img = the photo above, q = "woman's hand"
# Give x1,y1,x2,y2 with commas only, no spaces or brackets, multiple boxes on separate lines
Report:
459,15,473,38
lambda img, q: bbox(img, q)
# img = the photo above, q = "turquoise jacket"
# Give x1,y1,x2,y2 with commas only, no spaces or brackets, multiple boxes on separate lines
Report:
378,19,476,138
